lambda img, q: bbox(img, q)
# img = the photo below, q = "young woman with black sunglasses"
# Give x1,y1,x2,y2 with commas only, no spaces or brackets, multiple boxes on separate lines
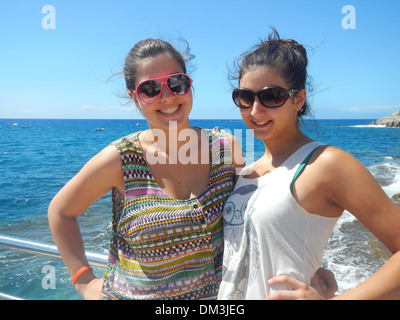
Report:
218,29,400,300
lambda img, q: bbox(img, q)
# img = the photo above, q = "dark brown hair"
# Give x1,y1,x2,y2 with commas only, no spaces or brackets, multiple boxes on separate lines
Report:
233,28,313,119
124,38,193,91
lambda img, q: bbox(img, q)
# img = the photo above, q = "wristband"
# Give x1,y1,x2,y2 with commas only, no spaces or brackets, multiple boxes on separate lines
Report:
72,266,92,285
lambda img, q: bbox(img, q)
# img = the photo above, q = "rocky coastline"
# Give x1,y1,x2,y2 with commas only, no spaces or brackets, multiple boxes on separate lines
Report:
369,110,400,127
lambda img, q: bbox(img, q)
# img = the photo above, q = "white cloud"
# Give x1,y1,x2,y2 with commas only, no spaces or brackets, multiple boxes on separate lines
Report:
80,105,96,110
78,105,133,112
340,105,400,113
15,108,41,114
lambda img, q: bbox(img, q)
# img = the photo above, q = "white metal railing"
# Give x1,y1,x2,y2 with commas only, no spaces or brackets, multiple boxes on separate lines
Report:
0,234,108,300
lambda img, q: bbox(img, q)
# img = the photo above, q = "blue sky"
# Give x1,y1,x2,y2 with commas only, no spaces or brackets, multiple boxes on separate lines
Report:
1,0,399,120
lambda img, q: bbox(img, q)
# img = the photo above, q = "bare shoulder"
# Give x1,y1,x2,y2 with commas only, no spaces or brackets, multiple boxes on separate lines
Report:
48,144,124,217
314,145,355,161
97,144,121,166
224,131,245,172
293,145,365,217
86,144,121,169
78,144,123,189
311,145,366,175
310,144,390,211
303,144,375,195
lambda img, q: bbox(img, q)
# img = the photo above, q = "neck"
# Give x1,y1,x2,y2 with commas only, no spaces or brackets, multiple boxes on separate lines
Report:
141,121,205,165
145,120,192,153
261,127,312,166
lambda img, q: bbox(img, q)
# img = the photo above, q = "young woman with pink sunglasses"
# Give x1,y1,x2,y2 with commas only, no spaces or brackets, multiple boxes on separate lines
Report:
48,38,246,300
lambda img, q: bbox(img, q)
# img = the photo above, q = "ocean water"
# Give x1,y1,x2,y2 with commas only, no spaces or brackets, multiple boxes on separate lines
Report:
0,118,399,300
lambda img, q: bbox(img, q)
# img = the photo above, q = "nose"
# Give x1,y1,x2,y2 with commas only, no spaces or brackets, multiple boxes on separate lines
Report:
250,97,266,117
159,83,174,101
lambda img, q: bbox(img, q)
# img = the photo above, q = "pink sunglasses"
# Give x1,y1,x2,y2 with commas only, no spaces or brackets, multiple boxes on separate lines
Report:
132,73,193,103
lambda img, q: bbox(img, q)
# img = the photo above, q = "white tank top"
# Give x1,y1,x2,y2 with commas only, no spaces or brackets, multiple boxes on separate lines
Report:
218,142,339,300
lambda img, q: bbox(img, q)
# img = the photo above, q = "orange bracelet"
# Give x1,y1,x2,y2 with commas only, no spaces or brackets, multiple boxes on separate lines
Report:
72,266,92,286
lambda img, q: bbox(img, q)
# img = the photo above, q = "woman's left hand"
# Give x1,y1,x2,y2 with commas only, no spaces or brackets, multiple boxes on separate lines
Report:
266,275,325,300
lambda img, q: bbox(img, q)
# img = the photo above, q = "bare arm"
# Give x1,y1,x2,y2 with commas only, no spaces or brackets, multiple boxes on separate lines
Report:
48,145,123,299
325,149,400,299
268,147,400,300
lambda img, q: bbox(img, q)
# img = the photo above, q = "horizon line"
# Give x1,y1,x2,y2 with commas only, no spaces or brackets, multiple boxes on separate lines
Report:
0,117,378,121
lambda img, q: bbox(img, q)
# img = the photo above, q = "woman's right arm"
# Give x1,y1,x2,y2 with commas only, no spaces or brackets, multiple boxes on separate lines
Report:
48,145,123,299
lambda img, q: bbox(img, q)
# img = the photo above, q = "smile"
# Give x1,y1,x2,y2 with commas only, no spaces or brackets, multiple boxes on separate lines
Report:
252,120,271,126
159,105,180,114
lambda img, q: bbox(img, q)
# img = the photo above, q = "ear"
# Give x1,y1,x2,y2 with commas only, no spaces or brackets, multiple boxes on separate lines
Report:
294,89,307,112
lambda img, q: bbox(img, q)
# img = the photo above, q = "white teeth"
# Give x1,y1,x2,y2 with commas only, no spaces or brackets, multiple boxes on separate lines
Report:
160,106,179,114
255,121,267,125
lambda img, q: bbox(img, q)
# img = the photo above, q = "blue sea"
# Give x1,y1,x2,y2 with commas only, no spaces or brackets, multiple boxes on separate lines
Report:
0,118,399,300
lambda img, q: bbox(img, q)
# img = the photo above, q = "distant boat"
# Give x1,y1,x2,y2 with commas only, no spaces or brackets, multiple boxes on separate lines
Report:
96,128,104,131
13,123,18,127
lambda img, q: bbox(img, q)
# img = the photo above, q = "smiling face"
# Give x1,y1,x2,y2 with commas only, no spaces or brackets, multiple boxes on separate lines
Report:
238,66,306,142
129,53,193,131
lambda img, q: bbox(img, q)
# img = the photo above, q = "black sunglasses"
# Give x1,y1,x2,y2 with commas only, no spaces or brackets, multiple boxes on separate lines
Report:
232,86,302,109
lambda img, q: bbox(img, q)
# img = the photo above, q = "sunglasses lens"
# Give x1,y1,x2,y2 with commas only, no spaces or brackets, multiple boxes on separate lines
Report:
233,89,254,108
136,74,192,103
137,80,162,102
167,74,192,96
258,88,286,107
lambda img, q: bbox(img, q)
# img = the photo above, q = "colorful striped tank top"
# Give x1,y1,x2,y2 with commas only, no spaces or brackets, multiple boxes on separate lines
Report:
102,128,235,299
